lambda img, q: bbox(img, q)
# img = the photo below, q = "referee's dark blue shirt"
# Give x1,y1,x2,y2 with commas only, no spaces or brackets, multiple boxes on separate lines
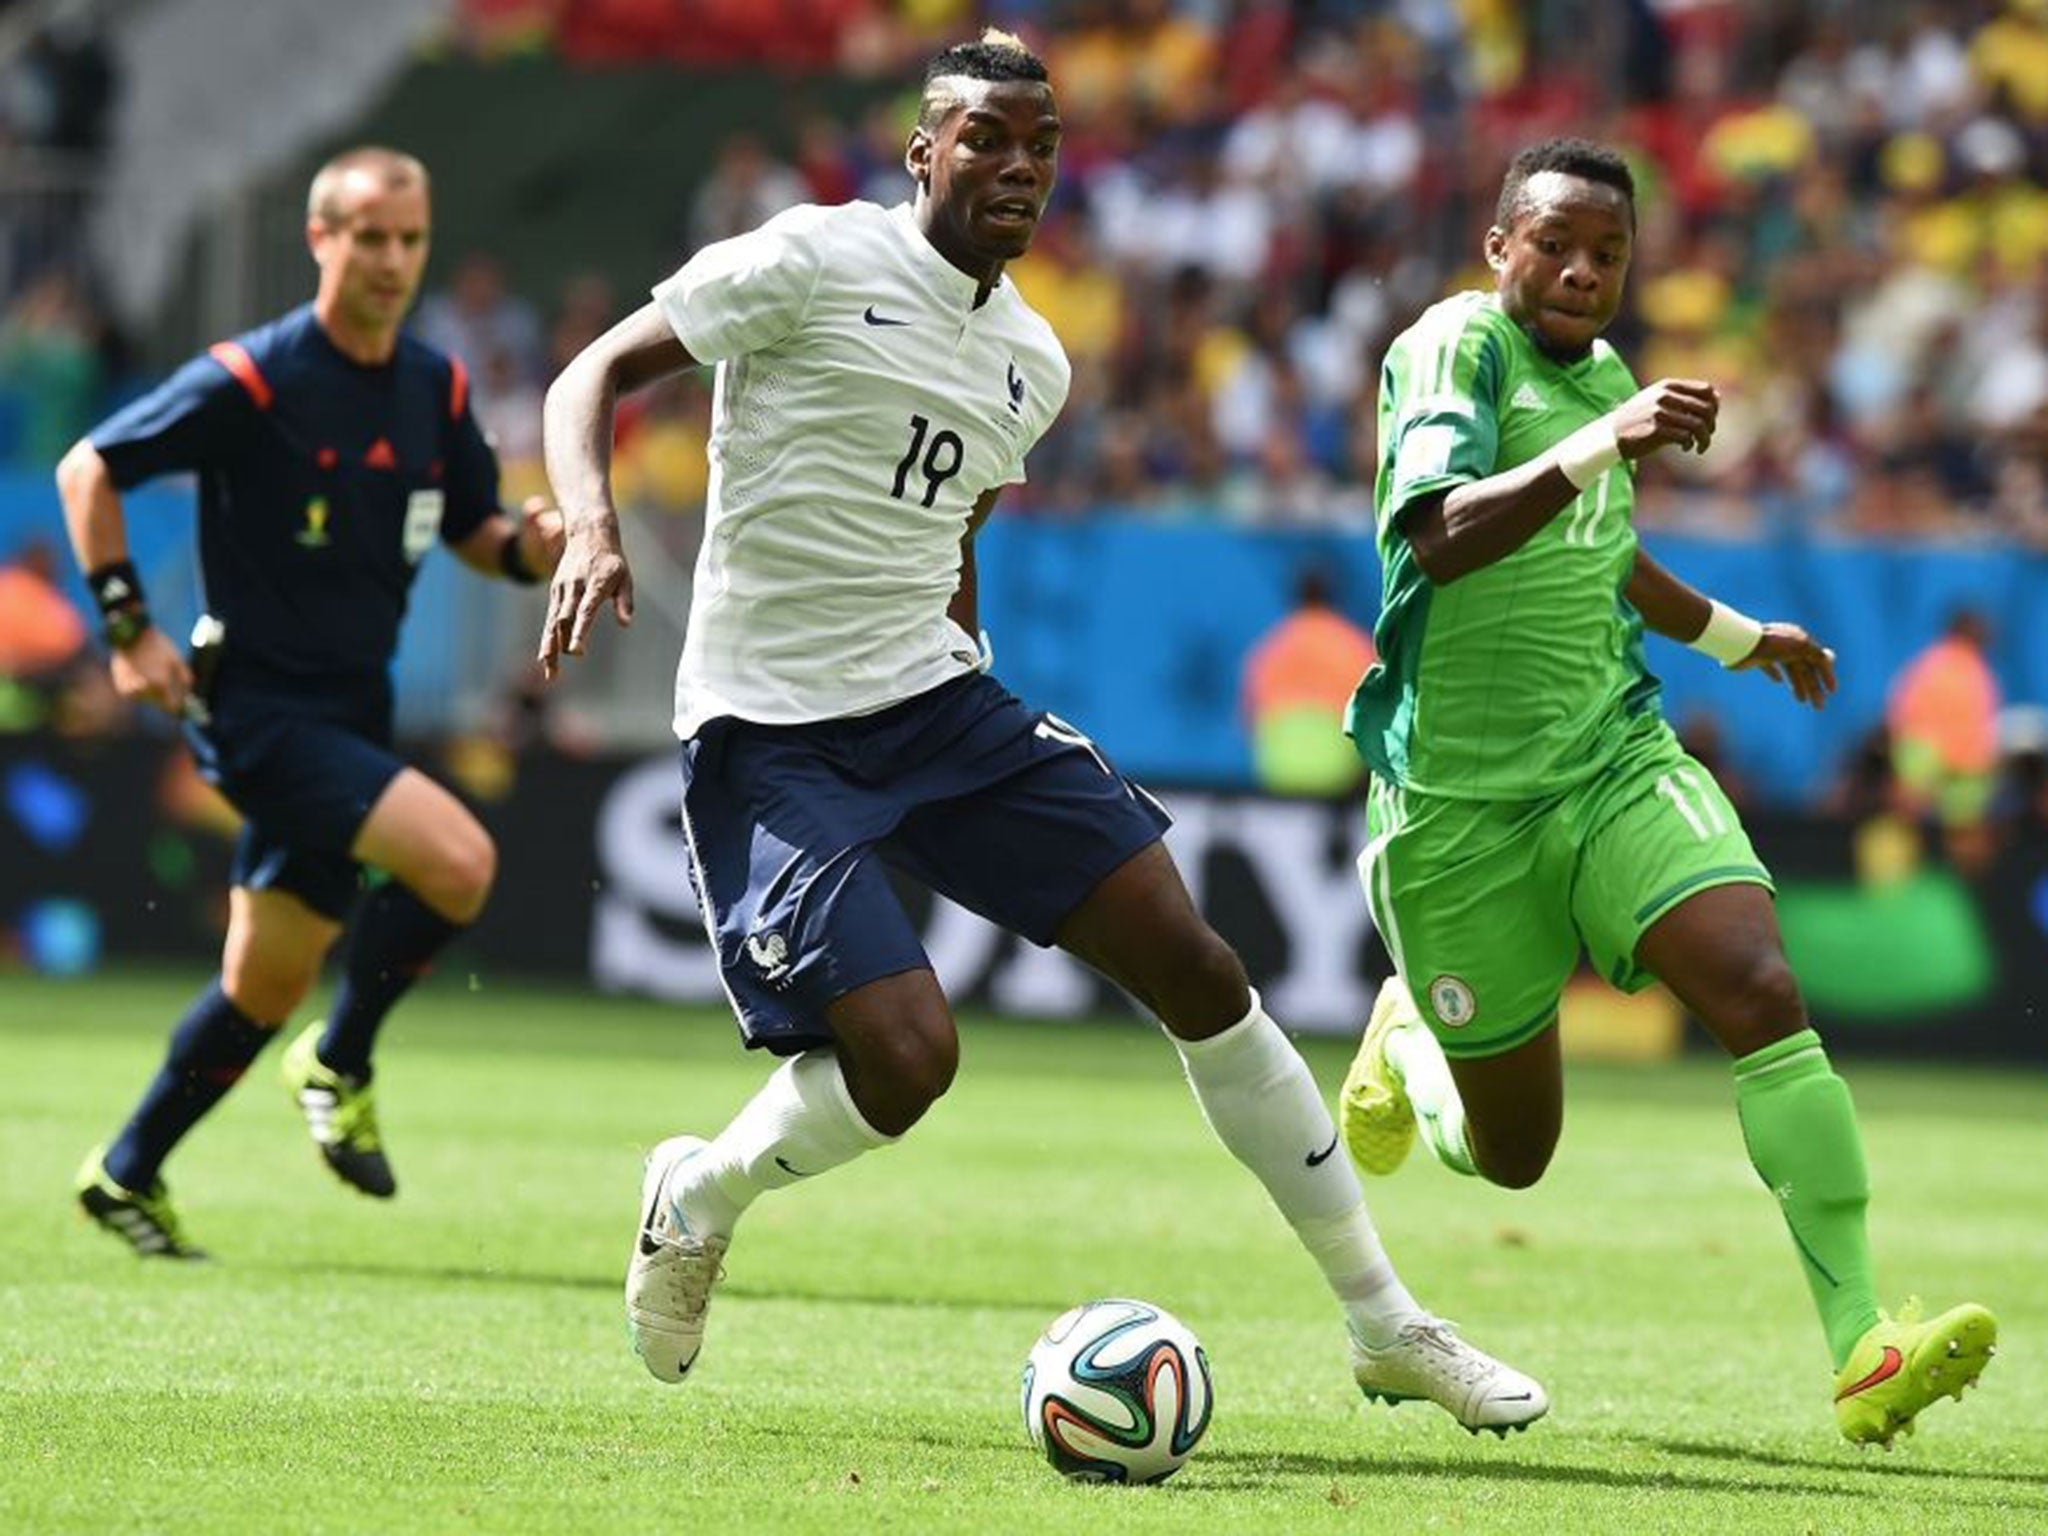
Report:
91,303,499,683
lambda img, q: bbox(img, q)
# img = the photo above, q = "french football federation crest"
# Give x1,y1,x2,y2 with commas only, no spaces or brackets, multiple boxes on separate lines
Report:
1006,360,1025,414
745,929,792,985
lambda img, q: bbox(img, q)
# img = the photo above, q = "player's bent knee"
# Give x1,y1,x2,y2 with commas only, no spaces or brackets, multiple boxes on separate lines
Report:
220,960,316,1024
419,829,497,922
1190,929,1249,1000
839,1027,957,1135
221,916,327,1022
457,831,499,907
1483,1151,1553,1191
1474,1137,1555,1191
878,1028,957,1111
1151,927,1250,1036
1716,953,1807,1055
1466,1109,1560,1190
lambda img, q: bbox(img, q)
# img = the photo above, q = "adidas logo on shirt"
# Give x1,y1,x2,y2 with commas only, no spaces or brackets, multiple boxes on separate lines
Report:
1510,382,1545,411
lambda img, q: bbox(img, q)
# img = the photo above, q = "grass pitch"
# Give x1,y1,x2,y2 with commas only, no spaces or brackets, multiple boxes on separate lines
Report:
2,970,2043,1535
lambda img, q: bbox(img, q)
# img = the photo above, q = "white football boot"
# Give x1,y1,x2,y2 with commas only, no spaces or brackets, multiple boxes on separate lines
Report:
625,1135,729,1383
1351,1318,1549,1436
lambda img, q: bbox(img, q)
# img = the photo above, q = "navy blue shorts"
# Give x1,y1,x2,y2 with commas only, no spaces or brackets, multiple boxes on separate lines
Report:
185,662,402,922
679,672,1172,1055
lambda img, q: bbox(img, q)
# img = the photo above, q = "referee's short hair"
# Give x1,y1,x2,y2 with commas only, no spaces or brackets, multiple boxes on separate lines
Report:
308,146,428,227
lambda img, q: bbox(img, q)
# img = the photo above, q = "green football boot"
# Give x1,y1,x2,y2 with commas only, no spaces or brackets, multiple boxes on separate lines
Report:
1340,979,1418,1176
76,1148,207,1260
282,1024,397,1198
1834,1298,1998,1447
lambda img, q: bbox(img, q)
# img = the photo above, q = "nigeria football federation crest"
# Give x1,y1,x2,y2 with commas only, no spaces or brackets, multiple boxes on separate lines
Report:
1428,974,1476,1028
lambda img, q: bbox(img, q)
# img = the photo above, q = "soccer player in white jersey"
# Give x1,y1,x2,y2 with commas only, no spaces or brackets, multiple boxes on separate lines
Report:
538,29,1545,1434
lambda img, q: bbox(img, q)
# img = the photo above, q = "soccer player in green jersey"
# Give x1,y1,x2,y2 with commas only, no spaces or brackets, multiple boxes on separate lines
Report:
1337,137,1997,1446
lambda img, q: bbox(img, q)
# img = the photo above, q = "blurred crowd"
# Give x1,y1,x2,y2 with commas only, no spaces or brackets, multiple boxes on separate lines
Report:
429,0,2048,545
0,2,121,472
14,2,2048,545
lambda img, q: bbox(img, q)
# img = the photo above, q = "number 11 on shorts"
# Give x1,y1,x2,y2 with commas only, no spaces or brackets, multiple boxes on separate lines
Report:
1655,768,1728,840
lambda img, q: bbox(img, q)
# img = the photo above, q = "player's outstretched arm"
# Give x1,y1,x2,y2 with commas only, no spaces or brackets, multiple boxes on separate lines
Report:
1627,547,1837,709
538,303,695,679
1732,623,1838,708
1625,546,1714,641
54,439,192,715
1407,379,1718,584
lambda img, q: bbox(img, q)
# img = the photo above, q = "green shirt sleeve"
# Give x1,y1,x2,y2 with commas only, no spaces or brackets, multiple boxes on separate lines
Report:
1379,308,1503,531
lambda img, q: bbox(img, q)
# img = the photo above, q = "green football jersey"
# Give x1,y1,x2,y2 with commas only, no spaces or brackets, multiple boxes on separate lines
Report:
1346,290,1663,800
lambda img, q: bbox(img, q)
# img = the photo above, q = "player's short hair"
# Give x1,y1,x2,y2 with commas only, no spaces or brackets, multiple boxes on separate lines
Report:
308,146,429,228
1495,138,1635,230
917,28,1049,131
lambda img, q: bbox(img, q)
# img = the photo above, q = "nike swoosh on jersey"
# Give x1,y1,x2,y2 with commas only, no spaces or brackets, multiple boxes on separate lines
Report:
1835,1345,1904,1399
1306,1134,1340,1167
863,305,910,327
774,1155,808,1178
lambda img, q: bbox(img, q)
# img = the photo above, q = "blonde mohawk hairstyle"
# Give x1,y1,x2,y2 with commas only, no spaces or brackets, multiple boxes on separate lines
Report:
917,28,1049,130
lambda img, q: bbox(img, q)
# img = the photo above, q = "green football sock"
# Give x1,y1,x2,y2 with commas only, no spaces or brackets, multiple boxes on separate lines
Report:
1384,1019,1478,1177
1732,1028,1882,1369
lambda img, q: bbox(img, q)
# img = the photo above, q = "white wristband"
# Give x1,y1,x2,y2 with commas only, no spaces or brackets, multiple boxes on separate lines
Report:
1553,416,1622,490
1690,599,1764,667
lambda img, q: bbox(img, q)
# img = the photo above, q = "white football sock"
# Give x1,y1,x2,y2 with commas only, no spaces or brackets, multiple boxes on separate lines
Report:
1383,1012,1478,1177
676,1050,896,1238
1173,992,1425,1347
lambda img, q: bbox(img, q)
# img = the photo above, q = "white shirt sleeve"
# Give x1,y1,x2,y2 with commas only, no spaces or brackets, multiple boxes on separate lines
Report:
653,205,830,363
997,441,1031,489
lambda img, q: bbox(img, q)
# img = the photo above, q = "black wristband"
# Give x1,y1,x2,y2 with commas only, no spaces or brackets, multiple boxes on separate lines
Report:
86,559,152,647
498,531,541,585
87,559,146,615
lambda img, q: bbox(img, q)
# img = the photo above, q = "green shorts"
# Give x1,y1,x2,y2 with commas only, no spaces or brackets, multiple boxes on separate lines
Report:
1357,713,1772,1059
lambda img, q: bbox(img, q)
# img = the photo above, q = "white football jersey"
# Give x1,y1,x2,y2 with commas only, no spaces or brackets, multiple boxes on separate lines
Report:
653,200,1072,738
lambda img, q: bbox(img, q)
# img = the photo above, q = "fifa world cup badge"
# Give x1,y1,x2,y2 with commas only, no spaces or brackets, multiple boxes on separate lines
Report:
296,496,331,548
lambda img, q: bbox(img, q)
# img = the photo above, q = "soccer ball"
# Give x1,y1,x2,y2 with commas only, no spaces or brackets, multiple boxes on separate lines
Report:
1021,1298,1213,1484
